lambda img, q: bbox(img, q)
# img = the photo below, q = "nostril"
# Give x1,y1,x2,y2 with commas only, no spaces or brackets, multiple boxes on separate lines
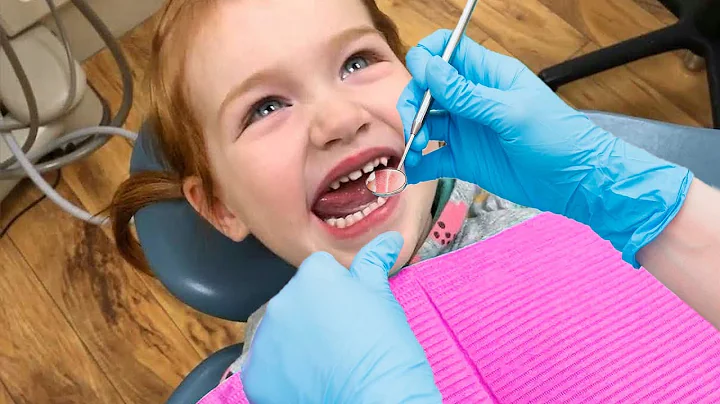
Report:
324,138,344,149
357,123,370,134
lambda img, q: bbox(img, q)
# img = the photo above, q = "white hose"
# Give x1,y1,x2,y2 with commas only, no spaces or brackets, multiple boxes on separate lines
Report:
22,125,138,162
1,131,109,225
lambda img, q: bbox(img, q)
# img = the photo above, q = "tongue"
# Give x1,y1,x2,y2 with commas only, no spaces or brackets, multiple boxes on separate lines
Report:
313,173,378,219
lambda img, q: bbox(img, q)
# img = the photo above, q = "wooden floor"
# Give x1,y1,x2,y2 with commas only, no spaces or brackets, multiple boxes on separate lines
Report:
0,0,712,402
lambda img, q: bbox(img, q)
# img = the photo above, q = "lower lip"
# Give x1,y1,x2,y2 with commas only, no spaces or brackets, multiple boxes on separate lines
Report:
314,193,402,240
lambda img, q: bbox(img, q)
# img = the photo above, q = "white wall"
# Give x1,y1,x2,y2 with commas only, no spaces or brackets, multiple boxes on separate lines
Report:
25,0,164,62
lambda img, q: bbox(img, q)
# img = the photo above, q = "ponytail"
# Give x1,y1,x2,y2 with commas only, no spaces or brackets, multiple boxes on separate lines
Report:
110,171,183,275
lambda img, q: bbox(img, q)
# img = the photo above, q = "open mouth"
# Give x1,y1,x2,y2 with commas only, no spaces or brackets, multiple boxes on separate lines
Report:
312,153,400,229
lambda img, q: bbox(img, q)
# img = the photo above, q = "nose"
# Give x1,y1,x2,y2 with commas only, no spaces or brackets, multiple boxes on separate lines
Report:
308,95,370,149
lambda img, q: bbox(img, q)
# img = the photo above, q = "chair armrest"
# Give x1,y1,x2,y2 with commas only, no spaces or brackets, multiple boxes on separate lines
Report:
166,343,244,404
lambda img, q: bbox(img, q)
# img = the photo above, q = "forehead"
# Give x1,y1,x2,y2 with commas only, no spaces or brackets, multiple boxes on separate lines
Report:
185,0,376,122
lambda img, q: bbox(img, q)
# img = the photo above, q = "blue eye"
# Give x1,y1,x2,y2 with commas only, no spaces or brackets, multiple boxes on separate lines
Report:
250,99,287,123
341,55,370,79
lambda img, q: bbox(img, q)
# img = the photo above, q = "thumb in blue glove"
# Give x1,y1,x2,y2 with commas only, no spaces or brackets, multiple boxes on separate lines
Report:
241,232,441,403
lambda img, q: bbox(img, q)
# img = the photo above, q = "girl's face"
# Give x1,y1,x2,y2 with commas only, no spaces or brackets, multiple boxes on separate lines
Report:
183,0,438,270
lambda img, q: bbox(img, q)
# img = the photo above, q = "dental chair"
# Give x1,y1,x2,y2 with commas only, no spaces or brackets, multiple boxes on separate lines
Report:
129,111,720,404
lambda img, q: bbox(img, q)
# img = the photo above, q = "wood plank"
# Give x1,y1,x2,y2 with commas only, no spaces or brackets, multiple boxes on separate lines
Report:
480,37,699,126
0,382,15,404
538,0,661,46
144,279,246,357
479,38,514,59
538,0,712,127
0,173,59,235
451,0,588,72
377,0,488,50
479,37,698,127
0,237,123,404
59,138,132,218
557,43,701,126
632,0,677,25
6,183,202,404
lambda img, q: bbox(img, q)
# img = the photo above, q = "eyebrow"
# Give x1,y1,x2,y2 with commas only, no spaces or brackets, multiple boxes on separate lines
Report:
217,25,383,121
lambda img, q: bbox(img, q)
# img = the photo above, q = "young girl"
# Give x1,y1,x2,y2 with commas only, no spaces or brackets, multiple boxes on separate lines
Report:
111,0,537,383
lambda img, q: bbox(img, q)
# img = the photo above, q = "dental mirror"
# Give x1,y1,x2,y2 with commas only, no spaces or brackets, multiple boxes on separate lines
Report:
366,0,478,198
366,166,408,198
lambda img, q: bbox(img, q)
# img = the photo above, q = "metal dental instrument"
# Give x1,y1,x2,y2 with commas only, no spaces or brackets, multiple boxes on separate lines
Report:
366,0,479,197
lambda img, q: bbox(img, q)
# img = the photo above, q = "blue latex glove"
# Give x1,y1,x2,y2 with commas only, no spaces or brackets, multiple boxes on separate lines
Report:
240,232,441,403
397,29,693,268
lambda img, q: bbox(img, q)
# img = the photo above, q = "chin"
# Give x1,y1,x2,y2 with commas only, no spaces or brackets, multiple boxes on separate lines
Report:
319,217,419,272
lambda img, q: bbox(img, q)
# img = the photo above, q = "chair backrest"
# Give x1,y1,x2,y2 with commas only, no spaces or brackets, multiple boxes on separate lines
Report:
129,121,295,322
128,111,720,322
584,111,720,187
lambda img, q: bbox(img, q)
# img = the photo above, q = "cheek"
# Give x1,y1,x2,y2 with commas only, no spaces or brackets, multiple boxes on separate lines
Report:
365,68,412,135
220,135,308,226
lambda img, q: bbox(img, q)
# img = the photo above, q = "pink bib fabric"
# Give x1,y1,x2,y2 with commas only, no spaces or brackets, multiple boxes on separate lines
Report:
200,213,720,403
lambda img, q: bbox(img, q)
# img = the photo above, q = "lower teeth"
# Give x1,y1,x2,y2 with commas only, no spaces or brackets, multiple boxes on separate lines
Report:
325,197,386,228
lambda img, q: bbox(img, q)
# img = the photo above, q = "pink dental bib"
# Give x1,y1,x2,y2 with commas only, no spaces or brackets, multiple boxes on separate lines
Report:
200,213,720,403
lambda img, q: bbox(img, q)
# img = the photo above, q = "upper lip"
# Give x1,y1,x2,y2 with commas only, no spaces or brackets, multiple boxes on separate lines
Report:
311,147,400,207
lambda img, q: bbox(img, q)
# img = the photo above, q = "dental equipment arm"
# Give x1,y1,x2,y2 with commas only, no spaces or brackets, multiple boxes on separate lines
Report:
398,30,719,329
0,0,138,226
0,0,135,180
638,180,720,330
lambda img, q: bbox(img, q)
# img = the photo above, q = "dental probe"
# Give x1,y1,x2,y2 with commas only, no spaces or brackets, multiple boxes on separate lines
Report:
366,0,479,197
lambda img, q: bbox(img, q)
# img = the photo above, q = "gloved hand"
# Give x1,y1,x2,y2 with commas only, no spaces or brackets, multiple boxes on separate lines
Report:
397,29,693,267
240,232,441,403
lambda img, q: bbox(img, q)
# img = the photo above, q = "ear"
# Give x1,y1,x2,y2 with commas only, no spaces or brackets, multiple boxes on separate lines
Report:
182,176,250,242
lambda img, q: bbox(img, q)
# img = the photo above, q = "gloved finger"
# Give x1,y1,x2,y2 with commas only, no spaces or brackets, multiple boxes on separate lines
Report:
405,29,453,89
397,80,431,153
400,114,451,169
296,251,350,282
407,29,528,91
452,38,531,91
403,150,422,168
397,81,451,165
404,146,456,184
349,231,404,290
424,55,508,128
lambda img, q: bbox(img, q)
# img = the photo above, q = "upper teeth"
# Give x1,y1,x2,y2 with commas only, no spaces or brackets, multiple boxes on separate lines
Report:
329,157,389,190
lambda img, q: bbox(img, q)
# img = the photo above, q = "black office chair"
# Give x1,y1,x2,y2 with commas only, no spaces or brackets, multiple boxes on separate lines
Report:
129,111,720,403
538,0,720,128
